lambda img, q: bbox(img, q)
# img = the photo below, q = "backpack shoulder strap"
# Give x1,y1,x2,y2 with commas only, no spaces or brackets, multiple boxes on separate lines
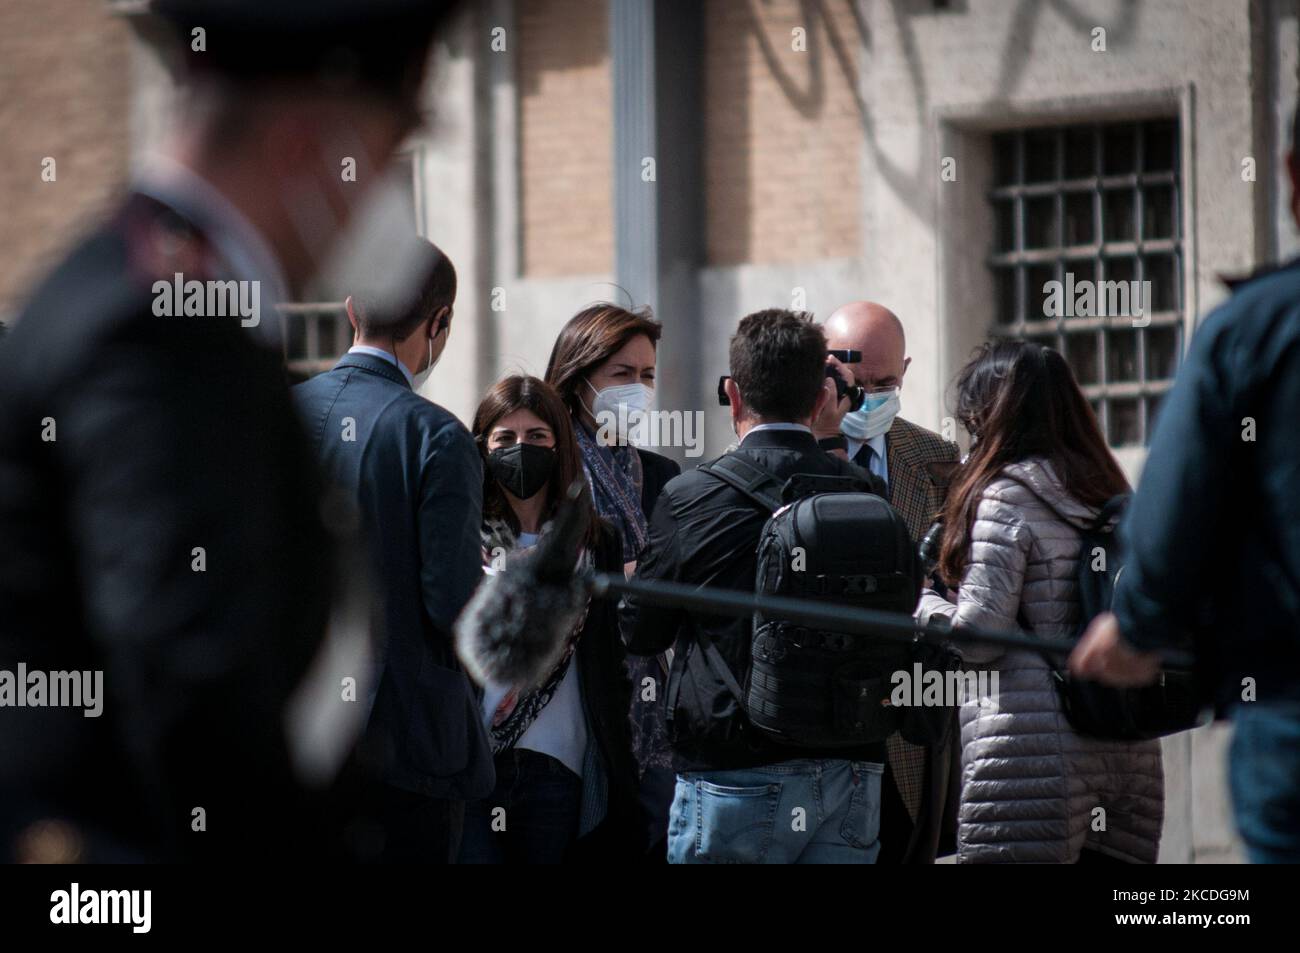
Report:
698,453,784,514
780,472,873,502
690,453,785,720
1092,494,1129,532
694,626,750,716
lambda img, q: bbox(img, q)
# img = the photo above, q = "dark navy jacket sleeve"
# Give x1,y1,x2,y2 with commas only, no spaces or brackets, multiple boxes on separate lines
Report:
417,419,485,639
1113,263,1300,678
1111,309,1234,652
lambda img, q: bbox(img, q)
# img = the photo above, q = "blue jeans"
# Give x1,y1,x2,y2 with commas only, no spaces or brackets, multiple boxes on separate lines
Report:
458,748,582,864
1230,702,1300,863
667,759,884,864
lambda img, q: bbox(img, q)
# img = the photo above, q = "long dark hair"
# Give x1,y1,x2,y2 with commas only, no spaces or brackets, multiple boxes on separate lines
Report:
472,375,599,548
937,340,1129,586
544,303,661,418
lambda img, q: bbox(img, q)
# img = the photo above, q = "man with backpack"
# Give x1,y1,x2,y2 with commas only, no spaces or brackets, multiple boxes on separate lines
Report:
620,309,913,864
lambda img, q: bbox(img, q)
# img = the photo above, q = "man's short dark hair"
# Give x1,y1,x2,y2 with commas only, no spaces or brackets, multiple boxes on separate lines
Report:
729,309,827,421
352,239,456,342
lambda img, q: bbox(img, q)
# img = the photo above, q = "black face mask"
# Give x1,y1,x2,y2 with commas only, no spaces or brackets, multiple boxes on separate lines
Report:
487,443,557,501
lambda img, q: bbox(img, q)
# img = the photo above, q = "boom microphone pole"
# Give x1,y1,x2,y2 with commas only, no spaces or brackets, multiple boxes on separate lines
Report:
590,573,1196,670
455,490,1194,693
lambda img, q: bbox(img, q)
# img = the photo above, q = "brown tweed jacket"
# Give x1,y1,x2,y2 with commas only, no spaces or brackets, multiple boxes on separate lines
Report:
884,417,957,543
880,417,959,863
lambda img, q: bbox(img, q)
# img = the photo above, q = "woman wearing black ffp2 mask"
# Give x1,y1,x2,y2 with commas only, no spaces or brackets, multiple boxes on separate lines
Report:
463,375,642,865
486,442,556,501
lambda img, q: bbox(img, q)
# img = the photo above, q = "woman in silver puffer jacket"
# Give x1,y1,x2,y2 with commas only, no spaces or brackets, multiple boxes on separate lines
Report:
917,341,1163,863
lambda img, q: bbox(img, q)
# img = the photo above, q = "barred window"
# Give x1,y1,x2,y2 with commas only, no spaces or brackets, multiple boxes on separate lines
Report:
989,119,1183,448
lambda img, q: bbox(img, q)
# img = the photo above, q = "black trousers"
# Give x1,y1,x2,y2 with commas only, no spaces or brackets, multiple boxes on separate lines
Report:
876,762,913,864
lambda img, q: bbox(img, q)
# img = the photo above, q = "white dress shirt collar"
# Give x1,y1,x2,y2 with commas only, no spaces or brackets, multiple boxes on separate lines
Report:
742,422,813,442
846,432,889,486
348,344,414,387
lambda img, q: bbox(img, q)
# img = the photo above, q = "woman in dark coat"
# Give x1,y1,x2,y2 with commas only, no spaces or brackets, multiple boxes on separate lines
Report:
545,304,681,858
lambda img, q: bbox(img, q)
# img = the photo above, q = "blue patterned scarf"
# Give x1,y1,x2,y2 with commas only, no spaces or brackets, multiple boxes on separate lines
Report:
574,418,648,562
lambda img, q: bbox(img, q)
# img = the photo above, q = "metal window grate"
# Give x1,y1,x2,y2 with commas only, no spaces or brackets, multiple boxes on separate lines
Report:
988,119,1183,448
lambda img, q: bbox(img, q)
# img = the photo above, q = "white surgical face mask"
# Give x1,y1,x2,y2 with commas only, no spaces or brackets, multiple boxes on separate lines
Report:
585,379,654,443
840,388,901,441
411,336,436,391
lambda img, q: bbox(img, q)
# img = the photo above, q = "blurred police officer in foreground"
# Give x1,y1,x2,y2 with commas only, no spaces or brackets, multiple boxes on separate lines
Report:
0,0,458,862
1071,104,1300,864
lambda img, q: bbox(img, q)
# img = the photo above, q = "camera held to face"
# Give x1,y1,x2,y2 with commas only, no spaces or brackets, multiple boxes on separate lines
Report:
719,348,866,408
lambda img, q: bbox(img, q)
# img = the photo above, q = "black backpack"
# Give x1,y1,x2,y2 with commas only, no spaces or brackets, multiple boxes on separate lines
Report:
1011,485,1204,740
694,453,957,749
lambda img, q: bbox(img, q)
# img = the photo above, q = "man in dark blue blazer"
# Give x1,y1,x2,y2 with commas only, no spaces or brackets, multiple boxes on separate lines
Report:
294,239,492,862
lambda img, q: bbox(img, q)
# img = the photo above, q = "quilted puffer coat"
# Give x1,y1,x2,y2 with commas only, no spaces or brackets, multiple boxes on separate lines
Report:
916,458,1164,863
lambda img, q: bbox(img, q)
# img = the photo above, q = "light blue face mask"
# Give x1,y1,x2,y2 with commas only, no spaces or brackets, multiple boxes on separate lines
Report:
840,388,901,441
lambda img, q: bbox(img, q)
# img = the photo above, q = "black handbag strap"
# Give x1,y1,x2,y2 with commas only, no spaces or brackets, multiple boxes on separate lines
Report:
1015,605,1070,673
1001,472,1125,668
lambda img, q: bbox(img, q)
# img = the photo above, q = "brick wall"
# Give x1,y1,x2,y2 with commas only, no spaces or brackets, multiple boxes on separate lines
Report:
704,0,861,266
517,0,613,277
0,0,132,320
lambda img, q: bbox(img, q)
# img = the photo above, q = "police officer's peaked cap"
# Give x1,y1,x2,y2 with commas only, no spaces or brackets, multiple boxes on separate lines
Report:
148,0,463,99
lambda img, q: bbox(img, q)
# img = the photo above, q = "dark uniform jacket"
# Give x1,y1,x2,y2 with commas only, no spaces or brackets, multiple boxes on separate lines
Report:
293,352,494,800
0,194,333,861
619,427,889,771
